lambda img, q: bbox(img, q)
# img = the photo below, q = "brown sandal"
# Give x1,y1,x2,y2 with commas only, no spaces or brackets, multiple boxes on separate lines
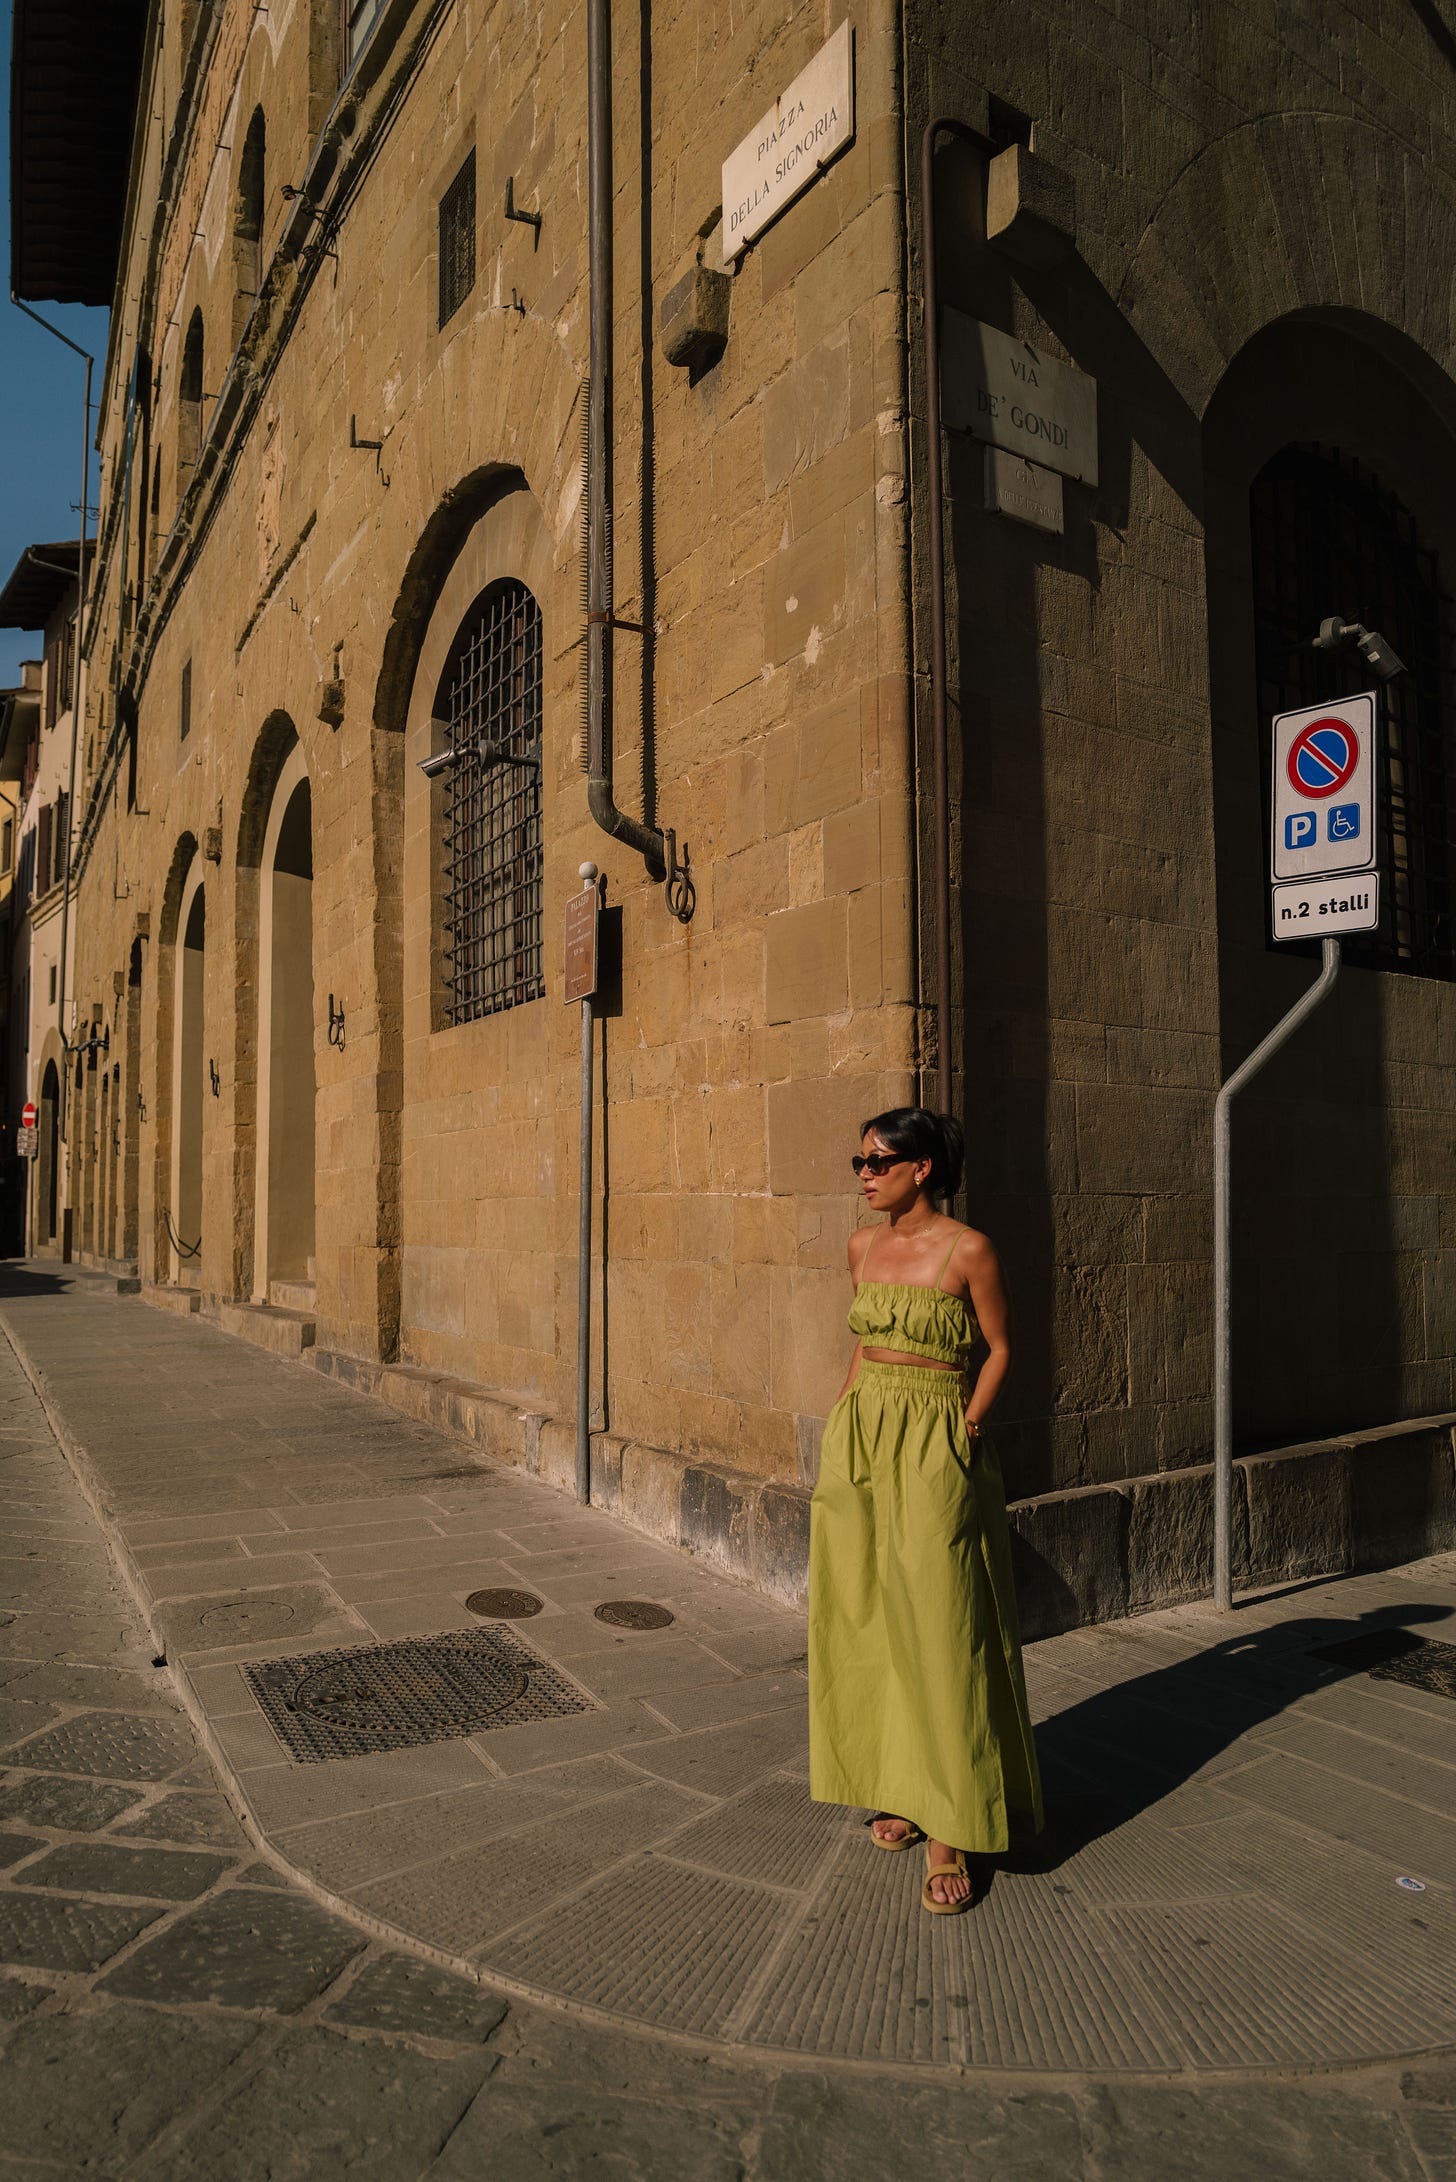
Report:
867,1813,923,1852
921,1845,971,1913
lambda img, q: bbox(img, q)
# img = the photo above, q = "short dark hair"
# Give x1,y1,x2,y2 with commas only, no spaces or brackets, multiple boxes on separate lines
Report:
858,1107,964,1199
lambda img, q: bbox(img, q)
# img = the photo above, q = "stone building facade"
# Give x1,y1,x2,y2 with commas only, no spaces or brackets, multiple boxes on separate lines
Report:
17,0,1456,1622
0,548,84,1260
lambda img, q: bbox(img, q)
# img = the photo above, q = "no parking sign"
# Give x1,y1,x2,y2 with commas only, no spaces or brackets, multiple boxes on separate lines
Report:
1270,692,1379,937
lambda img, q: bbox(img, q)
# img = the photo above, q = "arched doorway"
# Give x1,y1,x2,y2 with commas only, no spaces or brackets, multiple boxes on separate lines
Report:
253,750,315,1301
170,876,206,1281
123,943,142,1263
98,1065,111,1263
37,1059,60,1249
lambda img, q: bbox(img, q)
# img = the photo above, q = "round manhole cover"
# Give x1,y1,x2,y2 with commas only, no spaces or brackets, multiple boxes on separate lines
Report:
594,1599,674,1631
465,1587,544,1620
197,1598,298,1638
289,1652,528,1731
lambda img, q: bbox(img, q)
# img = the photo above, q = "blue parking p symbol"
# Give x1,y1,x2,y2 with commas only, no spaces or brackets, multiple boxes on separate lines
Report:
1284,812,1317,851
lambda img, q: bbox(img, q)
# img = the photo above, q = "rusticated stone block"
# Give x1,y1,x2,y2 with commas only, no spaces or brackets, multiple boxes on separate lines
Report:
756,1482,811,1608
1125,1461,1227,1611
1007,1482,1129,1641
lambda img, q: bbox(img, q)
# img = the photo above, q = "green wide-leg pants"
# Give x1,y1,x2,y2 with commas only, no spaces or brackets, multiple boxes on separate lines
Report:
808,1361,1043,1853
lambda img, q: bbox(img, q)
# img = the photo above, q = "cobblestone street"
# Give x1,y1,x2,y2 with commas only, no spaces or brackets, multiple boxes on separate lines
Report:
1,1268,1454,2177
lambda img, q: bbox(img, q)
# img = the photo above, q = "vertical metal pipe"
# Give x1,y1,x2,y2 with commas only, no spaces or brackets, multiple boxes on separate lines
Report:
920,119,984,1117
575,863,599,1505
1213,935,1341,1610
577,989,594,1505
584,0,661,870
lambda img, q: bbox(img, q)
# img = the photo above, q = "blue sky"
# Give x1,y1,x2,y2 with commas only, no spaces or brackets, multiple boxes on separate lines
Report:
1,0,112,688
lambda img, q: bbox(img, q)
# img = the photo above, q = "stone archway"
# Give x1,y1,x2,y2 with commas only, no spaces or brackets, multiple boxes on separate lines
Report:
122,943,142,1263
37,1058,60,1249
253,745,316,1301
170,872,206,1282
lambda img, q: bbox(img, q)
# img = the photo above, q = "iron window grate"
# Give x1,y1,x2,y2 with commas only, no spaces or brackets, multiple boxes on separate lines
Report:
242,1626,595,1763
436,579,545,1023
438,150,476,329
1251,443,1456,981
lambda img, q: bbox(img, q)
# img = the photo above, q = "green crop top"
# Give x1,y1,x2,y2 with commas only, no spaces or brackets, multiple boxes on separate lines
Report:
847,1224,979,1366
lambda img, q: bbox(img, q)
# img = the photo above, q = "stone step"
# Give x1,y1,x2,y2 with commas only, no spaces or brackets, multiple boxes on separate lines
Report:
219,1301,317,1358
267,1279,317,1314
142,1284,201,1316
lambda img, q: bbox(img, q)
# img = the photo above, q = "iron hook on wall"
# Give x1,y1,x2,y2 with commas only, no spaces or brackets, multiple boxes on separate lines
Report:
208,1059,221,1097
504,176,542,245
327,993,346,1050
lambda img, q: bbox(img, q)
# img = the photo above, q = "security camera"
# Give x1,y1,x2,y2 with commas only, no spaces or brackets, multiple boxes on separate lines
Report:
1311,617,1405,683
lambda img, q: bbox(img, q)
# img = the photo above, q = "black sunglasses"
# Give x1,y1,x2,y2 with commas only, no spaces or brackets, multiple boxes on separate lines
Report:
851,1151,905,1177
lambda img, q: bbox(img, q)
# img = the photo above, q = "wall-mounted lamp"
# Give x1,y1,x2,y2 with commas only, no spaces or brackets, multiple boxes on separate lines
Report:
208,1059,221,1097
327,994,346,1051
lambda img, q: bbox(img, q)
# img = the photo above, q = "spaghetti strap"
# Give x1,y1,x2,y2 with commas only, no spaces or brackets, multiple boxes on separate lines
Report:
856,1223,882,1285
933,1225,965,1291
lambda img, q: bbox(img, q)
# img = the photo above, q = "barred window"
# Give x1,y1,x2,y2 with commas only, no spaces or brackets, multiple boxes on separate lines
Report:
434,579,544,1024
1252,444,1456,980
438,152,476,329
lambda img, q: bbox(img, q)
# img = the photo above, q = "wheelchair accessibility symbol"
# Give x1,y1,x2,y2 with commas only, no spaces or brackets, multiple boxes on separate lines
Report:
1328,802,1361,842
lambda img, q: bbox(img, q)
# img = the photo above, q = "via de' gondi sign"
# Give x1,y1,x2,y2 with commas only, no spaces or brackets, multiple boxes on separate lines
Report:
941,311,1099,487
722,21,855,262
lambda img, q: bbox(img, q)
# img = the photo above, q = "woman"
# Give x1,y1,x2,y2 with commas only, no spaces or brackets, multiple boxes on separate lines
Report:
808,1107,1042,1912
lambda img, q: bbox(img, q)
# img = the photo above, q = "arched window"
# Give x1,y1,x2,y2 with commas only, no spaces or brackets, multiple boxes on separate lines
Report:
433,579,544,1023
1251,444,1456,979
177,309,205,493
234,108,266,339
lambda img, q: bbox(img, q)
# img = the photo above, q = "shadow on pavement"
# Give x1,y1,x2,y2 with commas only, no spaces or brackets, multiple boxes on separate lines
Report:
997,1597,1453,1886
0,1261,92,1297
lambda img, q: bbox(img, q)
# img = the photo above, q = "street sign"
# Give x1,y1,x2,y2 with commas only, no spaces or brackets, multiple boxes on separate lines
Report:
20,1101,36,1130
1271,692,1376,885
1270,872,1380,938
563,885,599,1004
16,1126,37,1158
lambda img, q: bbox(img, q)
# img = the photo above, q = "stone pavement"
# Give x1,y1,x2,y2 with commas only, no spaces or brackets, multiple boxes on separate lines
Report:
1,1266,1455,2179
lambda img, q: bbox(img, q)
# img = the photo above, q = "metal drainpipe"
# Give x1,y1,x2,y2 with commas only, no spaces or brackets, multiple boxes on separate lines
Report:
584,0,664,875
920,118,987,1117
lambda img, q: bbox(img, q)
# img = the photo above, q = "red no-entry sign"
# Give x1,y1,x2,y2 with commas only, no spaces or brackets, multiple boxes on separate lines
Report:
20,1102,36,1130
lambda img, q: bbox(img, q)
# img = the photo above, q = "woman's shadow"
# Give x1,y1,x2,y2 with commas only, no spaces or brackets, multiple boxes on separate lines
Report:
984,1593,1454,1887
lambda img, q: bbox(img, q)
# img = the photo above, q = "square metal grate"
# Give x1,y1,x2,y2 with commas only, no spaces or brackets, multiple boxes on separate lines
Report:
241,1627,595,1763
1310,1628,1456,1701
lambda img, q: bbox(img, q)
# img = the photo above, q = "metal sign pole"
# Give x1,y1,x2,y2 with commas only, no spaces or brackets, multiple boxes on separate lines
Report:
1213,937,1340,1611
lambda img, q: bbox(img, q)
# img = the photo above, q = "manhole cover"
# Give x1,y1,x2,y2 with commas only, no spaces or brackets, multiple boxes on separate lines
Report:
594,1600,674,1631
241,1628,595,1763
197,1598,297,1638
465,1588,544,1620
1311,1629,1456,1700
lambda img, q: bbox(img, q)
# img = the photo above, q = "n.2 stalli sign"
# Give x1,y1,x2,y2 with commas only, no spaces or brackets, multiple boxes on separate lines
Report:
1270,691,1379,939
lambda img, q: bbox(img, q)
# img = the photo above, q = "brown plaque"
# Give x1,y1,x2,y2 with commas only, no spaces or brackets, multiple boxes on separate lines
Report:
563,886,599,1003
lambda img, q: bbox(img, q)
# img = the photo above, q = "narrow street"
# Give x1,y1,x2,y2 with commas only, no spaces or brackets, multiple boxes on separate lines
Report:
0,1268,1453,2177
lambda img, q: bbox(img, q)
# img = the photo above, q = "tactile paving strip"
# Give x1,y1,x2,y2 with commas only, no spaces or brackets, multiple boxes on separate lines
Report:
242,1627,595,1762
